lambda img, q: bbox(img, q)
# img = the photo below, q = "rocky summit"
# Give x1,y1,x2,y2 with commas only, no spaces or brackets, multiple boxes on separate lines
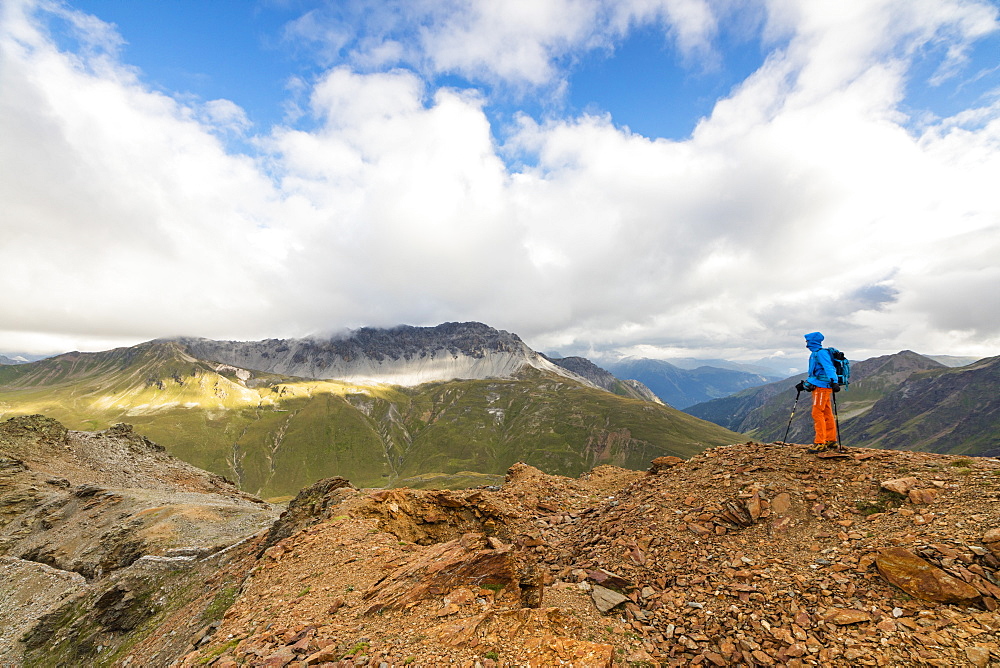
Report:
171,322,582,388
3,416,1000,666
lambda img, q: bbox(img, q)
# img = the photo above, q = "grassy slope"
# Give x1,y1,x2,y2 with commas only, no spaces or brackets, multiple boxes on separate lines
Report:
0,343,742,498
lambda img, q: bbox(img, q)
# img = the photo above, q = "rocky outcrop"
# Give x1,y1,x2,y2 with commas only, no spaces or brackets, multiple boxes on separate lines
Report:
362,531,543,614
0,416,278,665
171,443,1000,667
260,476,357,551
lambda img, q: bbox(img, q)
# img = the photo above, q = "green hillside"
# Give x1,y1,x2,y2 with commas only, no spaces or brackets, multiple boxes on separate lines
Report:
0,342,741,498
848,355,1000,456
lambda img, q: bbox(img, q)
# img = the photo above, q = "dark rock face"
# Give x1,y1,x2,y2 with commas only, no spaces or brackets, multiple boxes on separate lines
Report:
544,356,616,387
261,476,357,551
0,415,69,454
330,322,526,361
172,322,551,386
183,322,526,367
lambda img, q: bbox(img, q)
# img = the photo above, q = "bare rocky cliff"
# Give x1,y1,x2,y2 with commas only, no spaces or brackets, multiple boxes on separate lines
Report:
173,322,589,387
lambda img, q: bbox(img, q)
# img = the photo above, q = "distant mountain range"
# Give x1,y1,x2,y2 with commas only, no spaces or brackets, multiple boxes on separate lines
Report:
925,354,984,367
0,352,51,365
685,350,1000,457
654,356,795,377
0,323,740,497
543,355,661,403
602,357,783,409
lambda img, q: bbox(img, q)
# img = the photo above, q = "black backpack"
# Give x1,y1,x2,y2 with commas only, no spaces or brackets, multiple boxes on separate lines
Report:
826,347,850,389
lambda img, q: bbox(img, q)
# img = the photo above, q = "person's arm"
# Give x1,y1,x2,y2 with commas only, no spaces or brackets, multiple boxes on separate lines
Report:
817,349,839,383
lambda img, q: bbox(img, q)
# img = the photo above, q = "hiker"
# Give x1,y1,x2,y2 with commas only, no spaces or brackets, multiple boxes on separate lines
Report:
794,331,840,453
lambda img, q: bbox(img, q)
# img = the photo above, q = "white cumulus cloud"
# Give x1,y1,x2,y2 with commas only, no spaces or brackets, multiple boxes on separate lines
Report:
0,0,998,366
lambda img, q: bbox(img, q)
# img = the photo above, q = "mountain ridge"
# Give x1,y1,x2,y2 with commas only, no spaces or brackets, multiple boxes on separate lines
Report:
603,357,782,409
166,322,590,388
543,354,662,403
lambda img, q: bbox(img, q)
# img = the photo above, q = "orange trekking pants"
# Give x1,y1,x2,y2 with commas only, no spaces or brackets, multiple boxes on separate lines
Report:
811,388,837,444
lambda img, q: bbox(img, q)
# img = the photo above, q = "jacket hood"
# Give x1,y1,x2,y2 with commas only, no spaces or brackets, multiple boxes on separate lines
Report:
804,331,824,351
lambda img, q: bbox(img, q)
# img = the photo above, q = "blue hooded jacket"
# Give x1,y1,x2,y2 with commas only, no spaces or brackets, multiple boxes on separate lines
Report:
805,331,838,389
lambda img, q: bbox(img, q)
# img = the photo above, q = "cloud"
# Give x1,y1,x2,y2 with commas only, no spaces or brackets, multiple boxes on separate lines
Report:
200,98,252,134
283,0,720,89
0,0,286,342
1,0,999,366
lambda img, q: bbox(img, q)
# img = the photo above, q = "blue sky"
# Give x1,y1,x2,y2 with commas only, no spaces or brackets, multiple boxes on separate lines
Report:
61,1,999,140
61,0,774,141
2,0,999,364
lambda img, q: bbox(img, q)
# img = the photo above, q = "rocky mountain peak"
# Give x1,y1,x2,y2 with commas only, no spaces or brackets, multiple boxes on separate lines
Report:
172,322,581,387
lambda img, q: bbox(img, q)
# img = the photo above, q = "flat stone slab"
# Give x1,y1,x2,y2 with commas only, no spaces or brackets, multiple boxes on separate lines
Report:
876,547,980,605
591,585,628,613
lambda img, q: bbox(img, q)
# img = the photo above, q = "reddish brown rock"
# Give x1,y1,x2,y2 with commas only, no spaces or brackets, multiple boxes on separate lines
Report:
965,646,991,667
261,647,295,667
361,532,542,613
984,528,1000,560
771,492,792,515
825,608,871,625
522,634,613,667
704,651,727,666
908,488,938,504
304,647,341,665
649,456,684,474
876,547,981,604
881,477,920,495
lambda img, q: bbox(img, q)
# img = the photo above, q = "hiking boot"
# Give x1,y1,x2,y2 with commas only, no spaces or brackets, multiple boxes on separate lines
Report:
807,443,829,454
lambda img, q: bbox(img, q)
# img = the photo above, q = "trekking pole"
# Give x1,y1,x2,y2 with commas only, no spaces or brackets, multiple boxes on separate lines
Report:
832,390,844,452
782,389,801,444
